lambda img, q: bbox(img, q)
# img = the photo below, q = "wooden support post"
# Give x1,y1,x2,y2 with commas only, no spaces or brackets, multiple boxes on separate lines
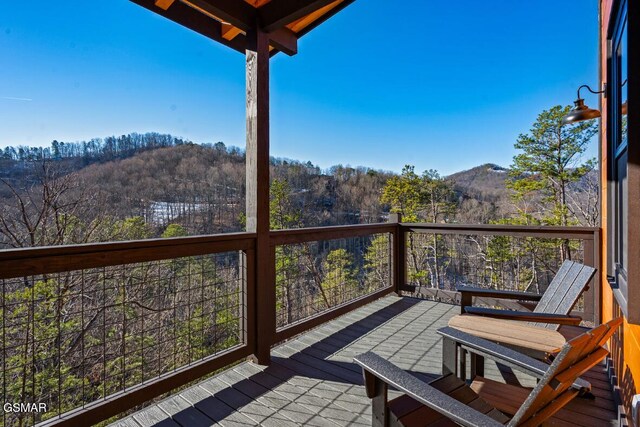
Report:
583,237,599,324
246,27,273,365
389,213,405,296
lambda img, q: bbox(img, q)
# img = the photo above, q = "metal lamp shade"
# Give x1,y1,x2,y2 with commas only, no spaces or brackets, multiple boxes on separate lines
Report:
561,98,601,125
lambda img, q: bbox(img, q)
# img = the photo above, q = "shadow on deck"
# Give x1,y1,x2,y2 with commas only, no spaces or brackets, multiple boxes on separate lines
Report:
113,297,618,427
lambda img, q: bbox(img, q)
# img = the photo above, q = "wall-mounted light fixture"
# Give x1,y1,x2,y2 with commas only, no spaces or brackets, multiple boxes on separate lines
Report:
561,84,606,125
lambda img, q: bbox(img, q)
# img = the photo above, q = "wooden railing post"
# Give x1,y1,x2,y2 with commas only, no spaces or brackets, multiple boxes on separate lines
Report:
240,248,256,356
389,213,406,296
582,231,601,324
582,233,600,325
245,27,273,365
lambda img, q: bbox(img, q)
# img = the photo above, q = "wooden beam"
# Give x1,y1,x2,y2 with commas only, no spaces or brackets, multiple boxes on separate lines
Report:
0,232,256,279
222,23,243,40
154,0,175,10
286,0,341,32
180,0,256,31
294,0,353,38
258,0,340,32
245,0,272,6
269,223,395,245
245,28,273,365
268,26,297,55
130,0,247,53
181,0,229,22
181,0,295,56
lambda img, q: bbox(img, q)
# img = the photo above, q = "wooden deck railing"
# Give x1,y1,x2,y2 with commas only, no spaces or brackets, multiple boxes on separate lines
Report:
0,233,257,427
401,223,600,324
0,222,599,426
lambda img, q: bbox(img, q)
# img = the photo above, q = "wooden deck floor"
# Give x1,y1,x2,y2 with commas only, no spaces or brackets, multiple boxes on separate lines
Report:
112,296,618,427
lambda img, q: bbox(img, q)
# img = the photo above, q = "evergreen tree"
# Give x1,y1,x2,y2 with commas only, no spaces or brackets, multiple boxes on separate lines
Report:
381,165,422,222
364,236,391,291
162,223,188,238
270,179,306,324
318,249,358,307
381,166,458,289
508,105,597,260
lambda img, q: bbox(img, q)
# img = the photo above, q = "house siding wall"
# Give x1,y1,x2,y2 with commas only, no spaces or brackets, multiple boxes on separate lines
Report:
599,0,640,417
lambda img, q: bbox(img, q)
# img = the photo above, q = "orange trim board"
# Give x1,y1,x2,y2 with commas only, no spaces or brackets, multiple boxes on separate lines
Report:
222,23,243,40
155,0,175,10
626,322,640,391
287,0,344,33
599,0,640,404
180,0,228,24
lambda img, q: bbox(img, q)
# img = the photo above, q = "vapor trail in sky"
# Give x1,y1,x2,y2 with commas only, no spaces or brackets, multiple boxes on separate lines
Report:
1,96,33,101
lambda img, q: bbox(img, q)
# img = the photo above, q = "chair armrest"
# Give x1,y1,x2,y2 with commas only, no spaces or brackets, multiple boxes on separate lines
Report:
438,327,548,378
354,352,503,427
463,307,583,325
437,327,591,393
456,285,543,301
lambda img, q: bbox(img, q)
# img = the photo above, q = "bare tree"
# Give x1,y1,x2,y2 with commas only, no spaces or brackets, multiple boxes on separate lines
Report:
0,159,103,248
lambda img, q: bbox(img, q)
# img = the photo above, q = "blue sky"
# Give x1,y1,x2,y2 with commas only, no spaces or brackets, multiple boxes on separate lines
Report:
0,1,599,175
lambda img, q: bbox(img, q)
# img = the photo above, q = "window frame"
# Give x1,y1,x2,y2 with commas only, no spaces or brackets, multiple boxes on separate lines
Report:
607,0,639,323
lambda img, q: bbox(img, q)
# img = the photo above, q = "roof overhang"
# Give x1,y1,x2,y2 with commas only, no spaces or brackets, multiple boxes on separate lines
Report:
130,0,356,56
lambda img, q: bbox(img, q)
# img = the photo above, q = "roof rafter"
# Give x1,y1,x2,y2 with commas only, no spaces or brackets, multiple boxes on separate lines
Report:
294,0,353,38
221,23,243,40
268,27,297,55
131,0,356,56
258,0,340,32
131,0,248,53
154,0,175,10
180,0,257,31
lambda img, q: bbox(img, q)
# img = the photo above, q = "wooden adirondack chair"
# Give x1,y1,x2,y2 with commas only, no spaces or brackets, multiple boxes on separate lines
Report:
354,317,622,427
448,260,596,358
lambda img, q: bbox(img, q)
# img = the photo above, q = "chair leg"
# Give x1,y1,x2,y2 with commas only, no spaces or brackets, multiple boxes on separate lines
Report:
460,348,467,381
460,292,472,314
364,371,389,427
471,353,484,378
442,336,458,376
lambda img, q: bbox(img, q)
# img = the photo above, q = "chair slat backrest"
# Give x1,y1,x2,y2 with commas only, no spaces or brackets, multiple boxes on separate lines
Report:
530,260,596,330
508,317,623,426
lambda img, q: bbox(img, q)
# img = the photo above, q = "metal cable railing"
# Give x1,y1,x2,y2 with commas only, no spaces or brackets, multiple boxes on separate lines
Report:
0,223,599,426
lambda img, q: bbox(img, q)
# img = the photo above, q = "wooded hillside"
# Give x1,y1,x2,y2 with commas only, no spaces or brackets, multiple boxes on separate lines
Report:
0,128,597,249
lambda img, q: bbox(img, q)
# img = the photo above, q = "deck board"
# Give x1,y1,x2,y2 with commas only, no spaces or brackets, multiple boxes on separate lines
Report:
114,296,618,426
